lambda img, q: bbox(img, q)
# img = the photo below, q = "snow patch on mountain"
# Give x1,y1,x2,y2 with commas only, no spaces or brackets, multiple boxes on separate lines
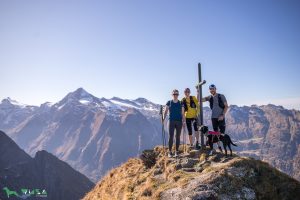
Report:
101,100,123,111
110,100,138,109
79,98,93,105
1,97,27,108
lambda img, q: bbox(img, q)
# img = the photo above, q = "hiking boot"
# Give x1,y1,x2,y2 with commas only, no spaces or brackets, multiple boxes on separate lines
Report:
195,141,200,150
174,151,179,158
218,146,223,153
168,152,173,158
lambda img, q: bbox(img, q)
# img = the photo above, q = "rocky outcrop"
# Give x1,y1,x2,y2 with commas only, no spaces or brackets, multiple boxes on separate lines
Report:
140,150,158,169
83,146,300,200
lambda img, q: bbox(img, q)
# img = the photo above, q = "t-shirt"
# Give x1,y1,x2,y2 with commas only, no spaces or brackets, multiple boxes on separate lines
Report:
166,100,183,121
182,96,200,119
204,93,227,118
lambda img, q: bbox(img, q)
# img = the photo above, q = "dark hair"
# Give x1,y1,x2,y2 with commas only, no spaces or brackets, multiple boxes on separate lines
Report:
209,84,216,89
172,89,179,94
184,88,190,93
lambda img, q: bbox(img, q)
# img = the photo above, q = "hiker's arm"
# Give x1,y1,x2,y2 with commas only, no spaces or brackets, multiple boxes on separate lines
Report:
202,96,209,102
223,102,228,116
218,95,228,121
219,101,228,121
222,95,228,116
182,107,186,124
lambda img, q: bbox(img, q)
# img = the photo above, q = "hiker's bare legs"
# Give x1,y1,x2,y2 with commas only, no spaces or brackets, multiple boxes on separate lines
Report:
188,135,193,145
195,130,200,144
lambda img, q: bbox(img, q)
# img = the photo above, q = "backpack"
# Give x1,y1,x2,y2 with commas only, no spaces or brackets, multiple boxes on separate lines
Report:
209,94,225,110
182,96,196,112
168,100,180,108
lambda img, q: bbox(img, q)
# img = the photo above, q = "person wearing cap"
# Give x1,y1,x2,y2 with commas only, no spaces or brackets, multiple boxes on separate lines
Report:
163,89,186,158
182,88,200,149
202,84,228,154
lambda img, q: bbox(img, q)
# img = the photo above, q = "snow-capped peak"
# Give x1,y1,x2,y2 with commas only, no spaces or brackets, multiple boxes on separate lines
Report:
67,88,95,101
40,102,54,108
55,88,100,108
133,98,150,104
73,88,91,98
1,97,27,108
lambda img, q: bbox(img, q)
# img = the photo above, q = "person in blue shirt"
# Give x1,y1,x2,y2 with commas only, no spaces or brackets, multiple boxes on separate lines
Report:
163,89,186,158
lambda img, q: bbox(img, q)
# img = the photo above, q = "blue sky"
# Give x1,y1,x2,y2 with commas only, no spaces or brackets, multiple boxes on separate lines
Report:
0,0,299,109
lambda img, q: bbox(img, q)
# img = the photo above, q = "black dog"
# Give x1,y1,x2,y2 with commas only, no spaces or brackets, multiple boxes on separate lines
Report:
199,125,237,156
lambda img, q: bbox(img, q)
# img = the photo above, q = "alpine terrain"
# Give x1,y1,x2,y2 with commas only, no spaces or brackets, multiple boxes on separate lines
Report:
0,88,299,182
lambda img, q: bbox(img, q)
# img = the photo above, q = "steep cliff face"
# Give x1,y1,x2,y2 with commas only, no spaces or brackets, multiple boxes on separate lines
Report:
0,131,94,200
83,146,300,200
223,105,300,180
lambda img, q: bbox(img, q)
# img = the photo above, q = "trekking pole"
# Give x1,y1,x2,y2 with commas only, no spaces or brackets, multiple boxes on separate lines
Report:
183,126,186,154
162,124,166,154
160,105,166,155
182,128,184,154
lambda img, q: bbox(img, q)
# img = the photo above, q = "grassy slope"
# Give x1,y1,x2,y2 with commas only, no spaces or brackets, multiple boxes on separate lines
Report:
83,146,300,200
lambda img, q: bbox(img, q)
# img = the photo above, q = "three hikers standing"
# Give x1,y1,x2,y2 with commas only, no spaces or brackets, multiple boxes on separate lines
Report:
163,84,228,157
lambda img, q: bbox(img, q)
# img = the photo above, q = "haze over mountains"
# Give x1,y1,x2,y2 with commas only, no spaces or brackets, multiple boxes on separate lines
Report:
0,88,299,182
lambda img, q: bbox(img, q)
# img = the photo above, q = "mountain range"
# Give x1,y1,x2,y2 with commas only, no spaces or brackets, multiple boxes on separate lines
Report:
0,88,161,182
1,88,299,182
0,130,94,200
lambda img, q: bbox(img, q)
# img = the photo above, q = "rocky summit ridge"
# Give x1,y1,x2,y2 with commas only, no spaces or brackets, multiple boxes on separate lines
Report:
83,145,300,200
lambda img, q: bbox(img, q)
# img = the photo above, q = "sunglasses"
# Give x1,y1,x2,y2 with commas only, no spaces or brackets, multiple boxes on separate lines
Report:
173,93,179,96
184,91,190,93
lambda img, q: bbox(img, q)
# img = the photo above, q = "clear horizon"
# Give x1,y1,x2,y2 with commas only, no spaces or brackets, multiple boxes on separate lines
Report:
1,0,299,110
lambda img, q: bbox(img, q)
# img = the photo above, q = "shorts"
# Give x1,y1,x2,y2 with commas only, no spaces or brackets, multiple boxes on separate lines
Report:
211,118,226,134
186,118,198,135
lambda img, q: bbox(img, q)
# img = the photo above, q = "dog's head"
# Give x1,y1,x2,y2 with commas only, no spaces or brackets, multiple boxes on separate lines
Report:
199,125,209,136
